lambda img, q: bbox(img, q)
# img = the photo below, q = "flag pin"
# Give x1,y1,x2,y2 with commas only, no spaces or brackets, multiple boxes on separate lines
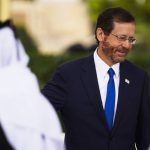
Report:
125,79,130,84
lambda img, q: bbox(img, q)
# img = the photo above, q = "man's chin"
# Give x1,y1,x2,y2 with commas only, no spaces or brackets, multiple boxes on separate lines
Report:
113,57,125,64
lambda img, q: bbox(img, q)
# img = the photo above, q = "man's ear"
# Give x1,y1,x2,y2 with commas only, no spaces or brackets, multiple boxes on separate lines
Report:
96,28,105,42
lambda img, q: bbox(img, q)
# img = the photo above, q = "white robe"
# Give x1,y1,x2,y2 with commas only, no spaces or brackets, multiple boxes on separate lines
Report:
0,63,65,150
0,25,65,150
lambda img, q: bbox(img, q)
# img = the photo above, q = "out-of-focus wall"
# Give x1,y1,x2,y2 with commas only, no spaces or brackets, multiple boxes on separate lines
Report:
11,0,94,55
0,0,10,21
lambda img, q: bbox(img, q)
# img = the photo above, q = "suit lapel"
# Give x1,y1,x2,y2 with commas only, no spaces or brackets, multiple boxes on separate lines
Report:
112,61,132,135
81,55,109,131
80,56,132,133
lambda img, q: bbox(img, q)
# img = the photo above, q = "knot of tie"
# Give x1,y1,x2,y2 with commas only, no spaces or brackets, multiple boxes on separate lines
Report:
108,68,115,78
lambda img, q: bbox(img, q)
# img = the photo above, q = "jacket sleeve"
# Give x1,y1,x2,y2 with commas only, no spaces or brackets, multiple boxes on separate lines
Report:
41,67,68,111
136,72,150,150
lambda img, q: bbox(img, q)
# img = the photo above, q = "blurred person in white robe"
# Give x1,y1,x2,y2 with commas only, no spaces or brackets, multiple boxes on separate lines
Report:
0,20,65,150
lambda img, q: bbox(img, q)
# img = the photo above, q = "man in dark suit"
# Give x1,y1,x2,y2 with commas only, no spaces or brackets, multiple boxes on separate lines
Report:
42,7,150,150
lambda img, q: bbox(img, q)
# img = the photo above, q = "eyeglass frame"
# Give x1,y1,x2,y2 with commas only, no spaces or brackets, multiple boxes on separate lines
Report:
110,33,136,45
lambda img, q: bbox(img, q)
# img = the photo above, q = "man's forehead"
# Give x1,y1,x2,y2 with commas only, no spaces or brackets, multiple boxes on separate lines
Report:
113,21,135,27
112,22,135,35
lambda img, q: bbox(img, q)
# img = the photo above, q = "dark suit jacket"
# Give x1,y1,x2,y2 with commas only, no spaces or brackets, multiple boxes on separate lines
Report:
0,125,13,150
42,54,150,150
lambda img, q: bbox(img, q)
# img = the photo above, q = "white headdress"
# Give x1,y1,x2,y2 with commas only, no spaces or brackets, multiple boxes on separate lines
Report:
0,24,29,68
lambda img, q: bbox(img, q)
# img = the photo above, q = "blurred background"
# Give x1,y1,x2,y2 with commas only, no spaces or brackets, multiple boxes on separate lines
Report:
0,0,150,88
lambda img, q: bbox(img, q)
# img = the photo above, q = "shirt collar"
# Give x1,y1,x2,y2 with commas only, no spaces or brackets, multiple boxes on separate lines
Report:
94,48,120,78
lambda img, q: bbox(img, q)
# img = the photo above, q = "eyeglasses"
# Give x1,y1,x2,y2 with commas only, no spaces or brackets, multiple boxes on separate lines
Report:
111,33,136,45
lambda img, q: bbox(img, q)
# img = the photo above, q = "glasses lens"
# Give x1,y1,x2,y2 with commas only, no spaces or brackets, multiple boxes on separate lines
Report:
130,38,136,45
111,34,136,45
117,35,127,42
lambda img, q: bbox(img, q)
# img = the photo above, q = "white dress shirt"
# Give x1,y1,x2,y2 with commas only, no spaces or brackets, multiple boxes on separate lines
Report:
94,49,120,121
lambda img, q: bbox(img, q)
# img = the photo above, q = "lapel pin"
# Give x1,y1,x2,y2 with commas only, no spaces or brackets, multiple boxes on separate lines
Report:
125,78,130,84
